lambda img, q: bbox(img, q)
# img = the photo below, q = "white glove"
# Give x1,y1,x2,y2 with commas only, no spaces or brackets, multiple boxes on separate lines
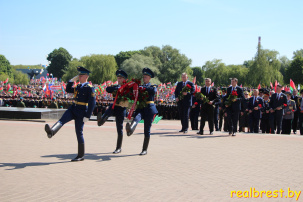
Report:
70,75,79,82
83,117,89,123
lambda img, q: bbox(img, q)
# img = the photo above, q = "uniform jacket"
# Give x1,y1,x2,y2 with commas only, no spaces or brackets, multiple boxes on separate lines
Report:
269,93,287,110
224,86,244,112
200,86,219,108
66,81,96,118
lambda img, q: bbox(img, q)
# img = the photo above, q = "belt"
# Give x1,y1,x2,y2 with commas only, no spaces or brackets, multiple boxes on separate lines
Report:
75,101,88,106
146,101,154,104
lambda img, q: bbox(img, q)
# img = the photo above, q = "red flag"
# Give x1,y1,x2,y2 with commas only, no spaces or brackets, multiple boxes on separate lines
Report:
270,82,273,89
258,84,261,90
113,81,118,85
192,76,196,85
290,79,296,91
240,84,242,87
3,78,9,84
211,82,214,87
167,82,171,85
6,83,11,92
274,80,278,92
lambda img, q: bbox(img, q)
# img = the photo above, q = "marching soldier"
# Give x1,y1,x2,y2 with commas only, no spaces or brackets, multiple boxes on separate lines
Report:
44,66,96,161
269,84,287,134
126,67,158,155
224,78,244,136
97,69,128,154
282,92,296,134
197,78,218,135
248,89,263,133
174,73,195,133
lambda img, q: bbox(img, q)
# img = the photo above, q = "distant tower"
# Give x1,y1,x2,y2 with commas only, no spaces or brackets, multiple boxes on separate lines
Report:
257,36,261,56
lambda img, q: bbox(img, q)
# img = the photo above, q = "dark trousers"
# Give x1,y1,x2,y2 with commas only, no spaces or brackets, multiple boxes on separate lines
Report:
199,105,214,132
260,118,270,133
178,104,190,131
249,115,260,133
133,112,154,137
59,106,85,144
299,113,303,135
190,108,199,130
227,109,239,133
219,110,224,130
282,119,292,134
214,107,219,130
270,110,283,134
292,112,299,132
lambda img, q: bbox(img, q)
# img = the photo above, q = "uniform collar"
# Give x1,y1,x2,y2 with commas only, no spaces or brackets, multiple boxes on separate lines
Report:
80,82,89,87
143,82,150,87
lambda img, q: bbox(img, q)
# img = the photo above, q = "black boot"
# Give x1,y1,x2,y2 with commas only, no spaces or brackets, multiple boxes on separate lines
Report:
113,135,123,154
71,143,85,162
126,121,138,136
140,136,150,155
45,121,62,138
97,112,109,126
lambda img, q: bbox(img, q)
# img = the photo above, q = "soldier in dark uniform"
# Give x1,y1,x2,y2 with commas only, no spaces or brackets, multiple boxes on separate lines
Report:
291,89,300,134
248,89,263,133
260,90,271,133
197,78,218,135
97,69,128,154
44,66,96,161
269,84,287,134
126,67,158,155
174,73,195,133
48,97,58,109
224,78,244,136
16,97,26,108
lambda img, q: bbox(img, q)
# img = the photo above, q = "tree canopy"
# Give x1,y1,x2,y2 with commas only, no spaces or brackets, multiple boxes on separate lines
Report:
47,47,72,79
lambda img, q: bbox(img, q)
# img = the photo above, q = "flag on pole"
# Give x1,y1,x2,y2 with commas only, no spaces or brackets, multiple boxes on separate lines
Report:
289,79,296,93
270,82,273,89
274,80,278,92
192,76,196,85
3,78,9,84
211,82,214,87
258,83,261,90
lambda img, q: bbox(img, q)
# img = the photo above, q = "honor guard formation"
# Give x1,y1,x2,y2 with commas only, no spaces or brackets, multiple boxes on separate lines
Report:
1,68,303,162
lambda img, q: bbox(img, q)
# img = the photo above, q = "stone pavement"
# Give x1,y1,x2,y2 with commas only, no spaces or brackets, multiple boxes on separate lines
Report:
1,120,303,202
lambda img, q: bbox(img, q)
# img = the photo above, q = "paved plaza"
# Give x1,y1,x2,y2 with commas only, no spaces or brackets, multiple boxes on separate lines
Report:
1,119,303,202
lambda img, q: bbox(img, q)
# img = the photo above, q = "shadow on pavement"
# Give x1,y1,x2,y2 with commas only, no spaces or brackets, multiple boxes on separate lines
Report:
0,153,138,170
0,161,69,170
42,152,138,162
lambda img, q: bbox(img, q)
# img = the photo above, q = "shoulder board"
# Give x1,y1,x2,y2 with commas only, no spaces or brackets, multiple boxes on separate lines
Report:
87,84,93,87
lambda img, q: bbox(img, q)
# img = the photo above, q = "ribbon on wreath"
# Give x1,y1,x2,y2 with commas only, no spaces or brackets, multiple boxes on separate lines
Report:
112,81,139,120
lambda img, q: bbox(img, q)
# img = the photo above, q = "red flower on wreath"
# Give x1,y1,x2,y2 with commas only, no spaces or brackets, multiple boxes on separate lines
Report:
194,102,198,105
186,84,191,89
258,104,262,108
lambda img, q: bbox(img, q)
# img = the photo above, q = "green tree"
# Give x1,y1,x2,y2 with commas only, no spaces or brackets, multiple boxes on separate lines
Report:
120,54,160,84
226,65,249,86
47,47,72,79
11,69,29,85
0,55,12,76
80,54,117,84
279,56,290,83
285,56,303,85
248,45,283,87
203,59,230,86
141,45,191,83
115,50,142,68
62,59,84,82
293,49,303,58
191,66,204,85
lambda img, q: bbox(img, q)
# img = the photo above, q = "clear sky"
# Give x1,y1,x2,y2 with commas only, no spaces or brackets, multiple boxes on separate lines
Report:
0,0,302,67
